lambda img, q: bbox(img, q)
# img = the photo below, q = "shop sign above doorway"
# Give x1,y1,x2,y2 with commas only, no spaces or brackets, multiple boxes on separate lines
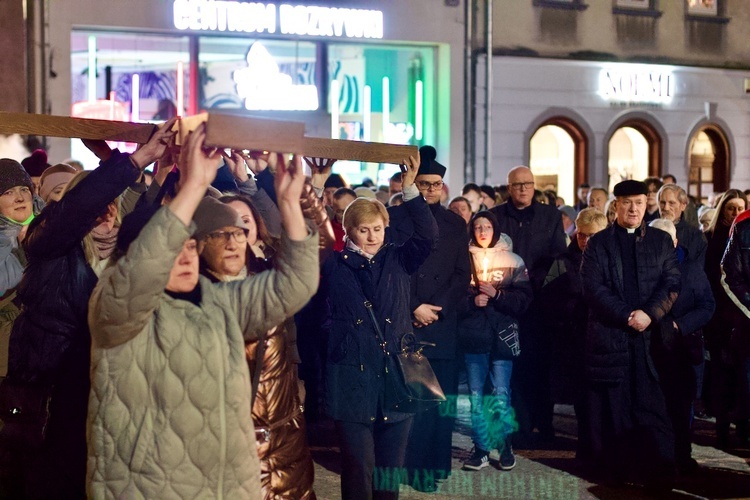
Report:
598,64,673,105
173,0,384,39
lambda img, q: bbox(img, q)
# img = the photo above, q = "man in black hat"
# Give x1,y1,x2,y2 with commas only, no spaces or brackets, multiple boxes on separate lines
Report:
390,145,470,491
580,179,680,491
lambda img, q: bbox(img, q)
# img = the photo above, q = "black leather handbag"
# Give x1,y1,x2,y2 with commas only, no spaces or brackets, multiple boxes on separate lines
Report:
364,301,446,413
0,377,53,450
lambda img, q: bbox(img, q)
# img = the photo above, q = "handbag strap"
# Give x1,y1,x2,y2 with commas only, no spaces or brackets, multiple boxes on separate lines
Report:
364,300,390,356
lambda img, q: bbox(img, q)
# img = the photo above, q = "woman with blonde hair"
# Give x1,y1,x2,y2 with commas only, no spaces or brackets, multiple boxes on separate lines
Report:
322,154,437,499
3,119,177,498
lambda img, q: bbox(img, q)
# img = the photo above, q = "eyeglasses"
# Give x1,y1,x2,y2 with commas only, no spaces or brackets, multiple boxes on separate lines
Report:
205,229,248,246
416,180,444,191
509,181,534,191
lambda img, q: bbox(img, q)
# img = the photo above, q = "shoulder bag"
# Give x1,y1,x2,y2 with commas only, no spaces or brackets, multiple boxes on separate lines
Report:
363,300,446,413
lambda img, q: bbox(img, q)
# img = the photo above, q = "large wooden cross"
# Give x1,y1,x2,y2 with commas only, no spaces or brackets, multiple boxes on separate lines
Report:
0,111,417,165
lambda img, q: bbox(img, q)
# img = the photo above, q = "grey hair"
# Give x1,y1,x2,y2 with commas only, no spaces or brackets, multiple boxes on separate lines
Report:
649,218,677,244
657,184,688,205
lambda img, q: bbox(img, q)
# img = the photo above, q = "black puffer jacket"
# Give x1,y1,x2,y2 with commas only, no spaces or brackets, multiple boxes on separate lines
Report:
580,222,680,384
323,196,436,424
6,151,140,498
721,209,750,337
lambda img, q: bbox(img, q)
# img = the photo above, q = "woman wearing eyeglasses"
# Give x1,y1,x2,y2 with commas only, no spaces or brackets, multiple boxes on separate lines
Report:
193,192,322,500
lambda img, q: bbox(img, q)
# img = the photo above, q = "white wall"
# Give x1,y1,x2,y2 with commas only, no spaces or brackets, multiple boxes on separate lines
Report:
475,56,750,190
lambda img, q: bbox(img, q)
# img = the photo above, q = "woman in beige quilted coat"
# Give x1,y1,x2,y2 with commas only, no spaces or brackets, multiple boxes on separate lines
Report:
86,126,319,499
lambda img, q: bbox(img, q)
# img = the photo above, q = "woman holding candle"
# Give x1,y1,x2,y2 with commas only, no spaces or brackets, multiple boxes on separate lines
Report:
458,210,532,472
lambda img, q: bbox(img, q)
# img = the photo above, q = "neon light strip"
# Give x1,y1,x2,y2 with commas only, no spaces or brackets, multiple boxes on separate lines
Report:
87,35,97,102
382,77,389,142
363,85,371,142
177,61,185,117
131,74,140,122
109,91,116,120
330,80,339,139
415,80,423,141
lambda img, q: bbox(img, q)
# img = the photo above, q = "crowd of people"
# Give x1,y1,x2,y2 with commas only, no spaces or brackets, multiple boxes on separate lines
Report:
0,122,749,499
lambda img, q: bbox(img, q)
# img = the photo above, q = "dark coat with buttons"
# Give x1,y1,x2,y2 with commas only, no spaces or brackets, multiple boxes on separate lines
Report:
388,202,470,359
322,196,437,424
580,222,681,384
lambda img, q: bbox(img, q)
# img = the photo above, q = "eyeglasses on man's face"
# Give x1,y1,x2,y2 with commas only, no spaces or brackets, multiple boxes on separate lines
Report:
205,228,248,246
509,181,534,191
416,180,444,191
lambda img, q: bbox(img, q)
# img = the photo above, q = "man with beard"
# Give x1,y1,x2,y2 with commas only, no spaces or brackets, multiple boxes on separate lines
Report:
658,184,706,265
390,146,470,492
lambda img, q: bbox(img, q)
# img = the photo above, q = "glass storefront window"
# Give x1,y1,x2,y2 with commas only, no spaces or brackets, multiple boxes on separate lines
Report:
71,31,191,167
608,126,649,193
529,125,575,204
199,37,318,111
327,43,435,186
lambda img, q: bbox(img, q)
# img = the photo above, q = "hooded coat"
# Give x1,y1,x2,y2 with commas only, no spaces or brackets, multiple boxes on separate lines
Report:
86,207,319,499
458,233,532,354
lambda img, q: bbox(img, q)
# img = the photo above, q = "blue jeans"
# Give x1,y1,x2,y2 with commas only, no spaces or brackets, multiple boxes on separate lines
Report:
465,353,515,452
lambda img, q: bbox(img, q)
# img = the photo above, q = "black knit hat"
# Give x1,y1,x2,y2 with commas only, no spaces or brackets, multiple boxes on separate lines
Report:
0,158,34,195
324,174,346,189
480,185,495,201
417,146,446,178
21,149,50,177
613,180,648,197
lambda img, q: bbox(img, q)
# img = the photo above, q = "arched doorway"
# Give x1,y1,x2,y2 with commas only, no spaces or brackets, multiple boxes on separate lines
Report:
607,118,662,193
687,125,730,204
529,117,588,206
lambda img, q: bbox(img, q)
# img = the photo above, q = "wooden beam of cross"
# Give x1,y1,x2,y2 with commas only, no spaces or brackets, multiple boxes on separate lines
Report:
0,111,157,143
300,137,418,165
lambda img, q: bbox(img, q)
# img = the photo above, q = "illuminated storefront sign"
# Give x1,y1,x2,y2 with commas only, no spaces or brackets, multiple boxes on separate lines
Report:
173,1,384,39
599,66,673,104
234,42,319,110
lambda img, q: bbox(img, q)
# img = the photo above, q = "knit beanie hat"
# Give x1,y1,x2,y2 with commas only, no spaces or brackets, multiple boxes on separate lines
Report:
0,158,34,194
21,149,51,177
39,163,77,202
193,197,248,241
324,174,346,189
416,145,447,178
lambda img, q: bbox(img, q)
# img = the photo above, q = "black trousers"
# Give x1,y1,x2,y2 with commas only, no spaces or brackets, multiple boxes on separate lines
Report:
336,415,413,500
404,358,458,489
587,335,675,488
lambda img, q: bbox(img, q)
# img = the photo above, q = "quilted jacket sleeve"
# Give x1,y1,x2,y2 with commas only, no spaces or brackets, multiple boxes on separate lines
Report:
88,206,193,349
581,235,632,327
223,229,320,340
641,233,681,323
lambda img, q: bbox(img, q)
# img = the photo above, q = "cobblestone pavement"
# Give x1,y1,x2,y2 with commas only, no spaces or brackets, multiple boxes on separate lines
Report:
309,396,750,500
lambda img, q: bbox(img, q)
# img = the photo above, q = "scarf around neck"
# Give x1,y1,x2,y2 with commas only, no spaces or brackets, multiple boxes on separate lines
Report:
91,225,119,260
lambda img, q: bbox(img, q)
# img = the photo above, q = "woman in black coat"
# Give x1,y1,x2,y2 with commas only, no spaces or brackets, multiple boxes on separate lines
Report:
2,121,176,498
322,154,436,500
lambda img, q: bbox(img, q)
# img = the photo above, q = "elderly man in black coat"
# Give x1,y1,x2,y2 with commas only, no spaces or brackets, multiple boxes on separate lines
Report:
581,180,681,491
658,184,707,265
389,146,470,491
649,218,714,474
489,166,567,441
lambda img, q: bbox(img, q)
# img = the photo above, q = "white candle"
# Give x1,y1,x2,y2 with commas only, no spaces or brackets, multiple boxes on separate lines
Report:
482,256,489,282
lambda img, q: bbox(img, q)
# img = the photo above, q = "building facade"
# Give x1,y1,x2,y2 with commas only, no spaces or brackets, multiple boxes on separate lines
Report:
470,0,750,203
